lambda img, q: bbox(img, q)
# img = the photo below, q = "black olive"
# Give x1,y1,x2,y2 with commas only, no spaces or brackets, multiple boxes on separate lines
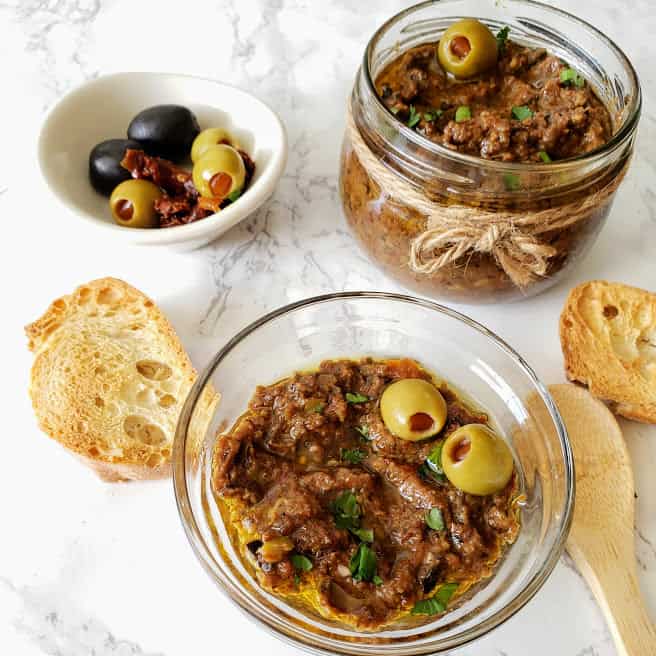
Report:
88,138,142,196
247,540,264,555
127,104,200,162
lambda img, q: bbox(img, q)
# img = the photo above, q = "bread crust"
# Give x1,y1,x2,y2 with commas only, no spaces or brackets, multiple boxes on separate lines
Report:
560,280,656,423
26,278,214,482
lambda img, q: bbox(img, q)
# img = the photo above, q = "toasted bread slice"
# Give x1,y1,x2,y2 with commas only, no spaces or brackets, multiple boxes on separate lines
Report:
560,280,656,423
26,278,215,481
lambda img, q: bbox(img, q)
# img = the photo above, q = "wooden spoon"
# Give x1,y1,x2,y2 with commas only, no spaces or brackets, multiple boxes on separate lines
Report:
548,384,656,656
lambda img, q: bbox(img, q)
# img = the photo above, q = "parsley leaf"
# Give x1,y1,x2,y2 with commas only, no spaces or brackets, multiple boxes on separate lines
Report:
331,491,361,532
340,448,365,465
511,105,533,121
291,554,313,572
420,442,446,484
351,527,374,543
503,173,521,191
538,150,552,163
331,491,374,542
227,189,242,203
373,575,383,586
349,543,378,583
411,583,459,615
425,507,445,531
455,106,471,123
423,109,443,122
407,105,421,128
419,463,446,485
355,425,370,441
291,553,312,586
425,442,444,476
346,392,369,404
560,67,585,88
496,26,510,55
305,399,325,414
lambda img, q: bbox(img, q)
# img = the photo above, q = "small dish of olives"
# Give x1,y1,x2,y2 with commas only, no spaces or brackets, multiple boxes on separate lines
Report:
38,72,287,249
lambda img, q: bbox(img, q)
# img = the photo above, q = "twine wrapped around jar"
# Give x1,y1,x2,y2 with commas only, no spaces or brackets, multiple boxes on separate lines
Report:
346,106,626,288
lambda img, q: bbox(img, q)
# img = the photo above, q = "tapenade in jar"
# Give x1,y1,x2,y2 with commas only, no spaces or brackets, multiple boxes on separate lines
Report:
339,1,641,303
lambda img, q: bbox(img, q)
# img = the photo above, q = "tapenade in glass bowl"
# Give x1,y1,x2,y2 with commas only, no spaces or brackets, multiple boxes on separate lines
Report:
339,0,641,303
173,293,573,654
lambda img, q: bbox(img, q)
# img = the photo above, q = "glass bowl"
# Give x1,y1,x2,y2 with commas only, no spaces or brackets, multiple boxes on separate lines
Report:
173,292,574,654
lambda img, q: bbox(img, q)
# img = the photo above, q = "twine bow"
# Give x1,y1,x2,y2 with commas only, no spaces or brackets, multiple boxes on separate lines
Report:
346,106,624,288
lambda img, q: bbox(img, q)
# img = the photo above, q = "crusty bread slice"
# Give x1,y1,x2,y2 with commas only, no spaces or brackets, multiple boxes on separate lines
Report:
26,278,215,481
560,280,656,423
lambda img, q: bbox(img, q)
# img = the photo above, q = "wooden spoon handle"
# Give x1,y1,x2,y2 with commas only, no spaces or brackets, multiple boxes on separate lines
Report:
568,539,656,656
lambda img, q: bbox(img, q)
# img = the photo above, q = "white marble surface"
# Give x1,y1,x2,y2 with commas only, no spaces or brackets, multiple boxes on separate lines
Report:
2,0,655,654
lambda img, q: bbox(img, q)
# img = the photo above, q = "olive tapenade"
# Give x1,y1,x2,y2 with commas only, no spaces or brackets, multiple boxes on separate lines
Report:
377,25,612,162
211,358,521,629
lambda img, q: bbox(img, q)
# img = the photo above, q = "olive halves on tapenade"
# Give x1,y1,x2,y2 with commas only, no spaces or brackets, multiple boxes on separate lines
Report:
441,424,514,495
437,18,498,79
380,378,447,441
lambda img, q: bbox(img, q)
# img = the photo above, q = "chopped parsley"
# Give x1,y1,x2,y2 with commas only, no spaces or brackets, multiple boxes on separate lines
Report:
407,105,421,128
538,150,552,163
332,490,361,532
425,441,444,476
503,173,521,191
411,582,459,615
331,491,373,543
349,543,378,583
227,189,242,203
511,105,533,121
420,441,446,484
355,425,370,441
425,507,445,531
423,109,443,122
291,553,313,586
419,463,445,485
351,527,374,543
390,107,400,115
373,574,383,586
346,392,369,404
455,105,471,123
305,399,325,414
291,554,313,572
560,67,585,88
496,26,510,55
340,447,365,465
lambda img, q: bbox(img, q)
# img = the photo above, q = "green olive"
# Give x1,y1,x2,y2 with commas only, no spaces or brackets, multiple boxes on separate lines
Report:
379,378,447,441
437,18,498,79
192,144,246,199
442,424,513,496
109,179,163,228
191,128,242,163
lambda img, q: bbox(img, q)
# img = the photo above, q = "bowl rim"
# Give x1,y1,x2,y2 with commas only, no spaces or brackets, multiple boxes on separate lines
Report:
37,71,288,245
173,291,575,654
361,0,642,173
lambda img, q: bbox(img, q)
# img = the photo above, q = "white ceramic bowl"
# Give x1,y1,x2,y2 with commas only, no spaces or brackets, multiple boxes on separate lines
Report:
38,72,287,250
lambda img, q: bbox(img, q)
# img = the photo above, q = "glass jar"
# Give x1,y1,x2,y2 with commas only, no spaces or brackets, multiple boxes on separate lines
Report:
339,0,641,304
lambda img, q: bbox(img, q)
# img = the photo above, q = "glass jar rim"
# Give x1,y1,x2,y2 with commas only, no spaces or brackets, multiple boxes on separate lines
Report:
361,0,642,173
173,291,575,655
